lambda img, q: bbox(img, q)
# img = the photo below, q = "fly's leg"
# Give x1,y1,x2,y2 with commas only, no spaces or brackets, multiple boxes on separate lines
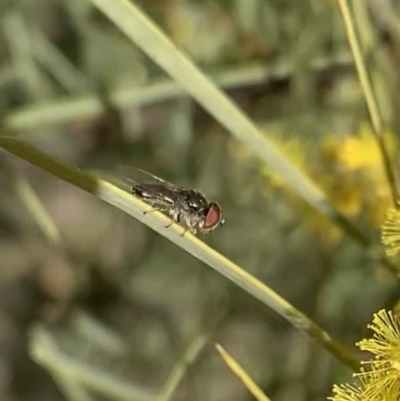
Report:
180,216,197,237
141,200,171,216
165,220,174,229
143,207,168,216
180,226,197,237
165,211,180,229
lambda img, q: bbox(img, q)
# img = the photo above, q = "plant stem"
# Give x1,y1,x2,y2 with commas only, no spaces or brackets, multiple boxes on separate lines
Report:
337,0,399,205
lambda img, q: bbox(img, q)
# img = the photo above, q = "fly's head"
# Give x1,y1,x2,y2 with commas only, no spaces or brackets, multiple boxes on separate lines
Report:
179,190,225,234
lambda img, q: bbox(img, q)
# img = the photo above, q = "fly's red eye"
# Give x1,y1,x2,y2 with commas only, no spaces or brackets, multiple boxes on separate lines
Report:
204,203,222,229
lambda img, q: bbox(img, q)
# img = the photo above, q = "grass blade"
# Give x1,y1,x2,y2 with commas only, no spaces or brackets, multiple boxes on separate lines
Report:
157,334,209,401
216,343,271,401
0,137,359,369
337,0,399,204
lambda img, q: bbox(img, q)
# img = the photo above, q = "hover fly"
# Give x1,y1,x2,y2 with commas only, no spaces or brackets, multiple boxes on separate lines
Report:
130,169,225,235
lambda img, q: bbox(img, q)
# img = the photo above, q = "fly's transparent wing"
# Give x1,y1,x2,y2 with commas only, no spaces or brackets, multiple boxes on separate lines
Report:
131,183,179,208
136,169,181,190
85,168,132,192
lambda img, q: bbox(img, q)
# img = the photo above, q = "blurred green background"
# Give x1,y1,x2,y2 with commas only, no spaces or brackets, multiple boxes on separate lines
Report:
1,0,400,401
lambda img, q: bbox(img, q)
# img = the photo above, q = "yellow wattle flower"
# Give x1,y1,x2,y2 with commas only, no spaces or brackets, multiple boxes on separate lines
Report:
337,123,396,171
329,309,400,401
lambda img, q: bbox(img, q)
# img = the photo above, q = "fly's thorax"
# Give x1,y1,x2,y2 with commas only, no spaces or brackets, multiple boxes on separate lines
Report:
180,190,209,213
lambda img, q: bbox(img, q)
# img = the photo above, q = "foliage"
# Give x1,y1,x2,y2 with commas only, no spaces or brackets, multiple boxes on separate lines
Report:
0,1,400,401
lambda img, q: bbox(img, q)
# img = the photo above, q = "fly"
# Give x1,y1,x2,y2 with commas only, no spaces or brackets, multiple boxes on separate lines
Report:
130,169,225,235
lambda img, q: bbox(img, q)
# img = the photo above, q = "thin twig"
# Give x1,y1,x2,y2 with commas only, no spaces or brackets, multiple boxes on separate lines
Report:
50,372,95,401
32,28,91,94
71,310,128,357
13,171,62,246
2,10,52,99
216,344,272,401
157,334,209,401
337,0,399,204
30,325,155,401
1,156,62,245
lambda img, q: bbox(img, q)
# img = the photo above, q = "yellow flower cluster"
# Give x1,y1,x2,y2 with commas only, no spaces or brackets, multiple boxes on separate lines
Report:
229,122,396,247
330,309,400,401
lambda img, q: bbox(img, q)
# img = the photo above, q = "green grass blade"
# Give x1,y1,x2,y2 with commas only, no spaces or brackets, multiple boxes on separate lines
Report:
0,136,359,369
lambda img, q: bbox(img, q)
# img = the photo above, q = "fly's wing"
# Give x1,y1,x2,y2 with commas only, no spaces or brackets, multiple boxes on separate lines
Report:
92,167,184,209
131,183,179,208
104,167,169,190
85,168,133,192
136,169,181,190
99,165,140,190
